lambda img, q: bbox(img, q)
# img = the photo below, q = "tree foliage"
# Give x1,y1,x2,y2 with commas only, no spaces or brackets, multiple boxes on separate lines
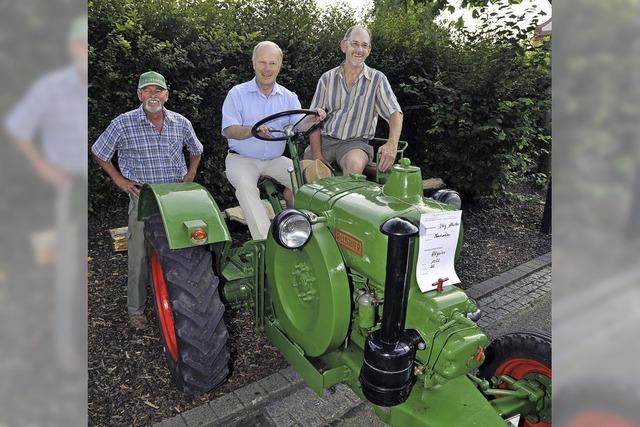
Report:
372,1,551,196
89,0,550,210
374,0,547,18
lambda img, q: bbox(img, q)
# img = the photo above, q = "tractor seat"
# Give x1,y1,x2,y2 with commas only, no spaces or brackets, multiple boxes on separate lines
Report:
301,159,332,183
362,162,379,180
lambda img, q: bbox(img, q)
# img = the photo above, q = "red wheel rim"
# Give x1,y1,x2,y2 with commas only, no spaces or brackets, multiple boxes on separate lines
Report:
495,358,552,427
567,411,636,427
150,248,179,362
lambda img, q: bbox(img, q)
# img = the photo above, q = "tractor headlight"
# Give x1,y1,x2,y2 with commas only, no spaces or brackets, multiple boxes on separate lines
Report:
272,209,312,249
431,189,462,210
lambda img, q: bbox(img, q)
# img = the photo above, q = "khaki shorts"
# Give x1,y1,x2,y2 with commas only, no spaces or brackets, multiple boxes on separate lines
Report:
303,135,374,165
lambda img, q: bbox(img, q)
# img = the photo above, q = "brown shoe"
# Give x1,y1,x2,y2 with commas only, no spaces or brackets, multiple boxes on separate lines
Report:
128,313,149,330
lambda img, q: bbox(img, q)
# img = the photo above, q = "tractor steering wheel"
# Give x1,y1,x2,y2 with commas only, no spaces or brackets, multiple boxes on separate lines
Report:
251,109,322,141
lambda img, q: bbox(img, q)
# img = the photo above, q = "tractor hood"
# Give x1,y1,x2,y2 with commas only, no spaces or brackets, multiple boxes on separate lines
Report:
294,161,458,288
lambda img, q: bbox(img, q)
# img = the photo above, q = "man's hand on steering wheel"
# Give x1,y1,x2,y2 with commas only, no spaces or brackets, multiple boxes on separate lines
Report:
255,124,272,139
251,109,324,141
313,108,326,123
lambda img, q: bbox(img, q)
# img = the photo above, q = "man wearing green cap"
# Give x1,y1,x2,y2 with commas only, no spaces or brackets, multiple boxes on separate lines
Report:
92,71,203,329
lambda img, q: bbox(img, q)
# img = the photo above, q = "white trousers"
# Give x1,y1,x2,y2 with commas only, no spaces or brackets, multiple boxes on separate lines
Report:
225,153,293,240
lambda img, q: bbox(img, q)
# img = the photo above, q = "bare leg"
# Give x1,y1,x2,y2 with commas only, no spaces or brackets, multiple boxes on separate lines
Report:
340,149,369,175
283,187,293,208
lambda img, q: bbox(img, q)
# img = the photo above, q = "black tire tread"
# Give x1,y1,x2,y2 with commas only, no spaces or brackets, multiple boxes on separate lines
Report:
479,331,551,379
145,214,230,395
478,331,552,426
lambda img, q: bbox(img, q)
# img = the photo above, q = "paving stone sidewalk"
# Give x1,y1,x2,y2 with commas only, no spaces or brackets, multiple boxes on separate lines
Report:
467,253,552,329
154,253,551,427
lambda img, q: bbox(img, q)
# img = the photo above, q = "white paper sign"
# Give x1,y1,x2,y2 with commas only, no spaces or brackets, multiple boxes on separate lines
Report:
416,210,462,292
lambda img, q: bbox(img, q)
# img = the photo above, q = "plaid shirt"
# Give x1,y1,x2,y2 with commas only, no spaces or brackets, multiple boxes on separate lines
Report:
92,105,203,184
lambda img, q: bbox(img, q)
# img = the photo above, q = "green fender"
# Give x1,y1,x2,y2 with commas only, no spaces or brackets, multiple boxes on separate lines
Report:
138,183,231,250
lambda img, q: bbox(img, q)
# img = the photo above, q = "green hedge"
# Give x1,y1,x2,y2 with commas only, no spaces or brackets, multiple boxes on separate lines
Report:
89,0,550,211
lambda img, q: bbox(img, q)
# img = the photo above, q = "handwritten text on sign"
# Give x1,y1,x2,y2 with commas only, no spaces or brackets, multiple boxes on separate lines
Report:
416,211,462,292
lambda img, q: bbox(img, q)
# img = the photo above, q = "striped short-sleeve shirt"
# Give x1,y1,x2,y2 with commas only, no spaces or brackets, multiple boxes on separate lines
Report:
309,63,402,140
91,105,203,184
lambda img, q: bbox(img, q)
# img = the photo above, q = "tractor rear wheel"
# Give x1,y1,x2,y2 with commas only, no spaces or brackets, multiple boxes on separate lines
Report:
144,214,230,395
479,331,552,427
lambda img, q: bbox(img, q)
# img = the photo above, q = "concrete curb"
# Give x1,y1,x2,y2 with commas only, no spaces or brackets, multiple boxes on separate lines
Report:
154,252,552,427
261,383,362,427
155,367,305,427
466,252,551,300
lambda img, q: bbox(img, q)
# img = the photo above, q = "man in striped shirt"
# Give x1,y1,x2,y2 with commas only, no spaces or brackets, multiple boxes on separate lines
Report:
92,71,203,329
305,25,403,175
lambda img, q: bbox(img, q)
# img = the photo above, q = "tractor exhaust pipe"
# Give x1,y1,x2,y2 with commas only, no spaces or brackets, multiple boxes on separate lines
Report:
379,218,416,343
360,217,424,407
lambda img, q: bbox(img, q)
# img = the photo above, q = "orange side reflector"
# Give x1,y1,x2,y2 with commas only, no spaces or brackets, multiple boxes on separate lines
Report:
191,228,207,243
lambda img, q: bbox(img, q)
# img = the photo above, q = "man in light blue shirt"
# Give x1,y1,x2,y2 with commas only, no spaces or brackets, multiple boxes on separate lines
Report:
222,41,323,240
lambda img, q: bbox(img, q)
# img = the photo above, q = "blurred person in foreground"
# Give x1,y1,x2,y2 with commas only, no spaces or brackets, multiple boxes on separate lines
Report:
221,40,324,240
3,15,88,370
92,71,203,330
304,25,403,175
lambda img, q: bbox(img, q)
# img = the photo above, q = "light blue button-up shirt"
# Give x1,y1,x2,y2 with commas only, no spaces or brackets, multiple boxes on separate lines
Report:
221,78,301,160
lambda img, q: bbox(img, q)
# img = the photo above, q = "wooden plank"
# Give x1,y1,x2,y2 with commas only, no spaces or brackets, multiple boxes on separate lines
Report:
109,226,128,252
225,200,276,225
422,178,445,191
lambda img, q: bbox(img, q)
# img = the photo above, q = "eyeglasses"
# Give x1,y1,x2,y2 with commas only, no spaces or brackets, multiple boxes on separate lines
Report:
140,88,166,96
347,40,370,50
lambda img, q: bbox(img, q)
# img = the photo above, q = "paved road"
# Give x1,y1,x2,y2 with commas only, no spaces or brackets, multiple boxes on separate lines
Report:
485,291,551,339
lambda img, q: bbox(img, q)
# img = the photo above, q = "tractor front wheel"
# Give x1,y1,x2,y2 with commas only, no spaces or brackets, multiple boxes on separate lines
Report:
479,331,552,427
145,214,230,395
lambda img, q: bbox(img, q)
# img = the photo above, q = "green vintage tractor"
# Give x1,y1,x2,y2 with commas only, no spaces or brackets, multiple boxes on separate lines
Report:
138,110,551,426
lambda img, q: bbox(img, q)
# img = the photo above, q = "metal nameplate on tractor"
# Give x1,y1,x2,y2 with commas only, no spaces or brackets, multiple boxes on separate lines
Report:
334,228,363,256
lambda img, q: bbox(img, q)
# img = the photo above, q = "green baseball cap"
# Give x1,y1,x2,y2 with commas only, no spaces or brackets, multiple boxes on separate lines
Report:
138,71,167,90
